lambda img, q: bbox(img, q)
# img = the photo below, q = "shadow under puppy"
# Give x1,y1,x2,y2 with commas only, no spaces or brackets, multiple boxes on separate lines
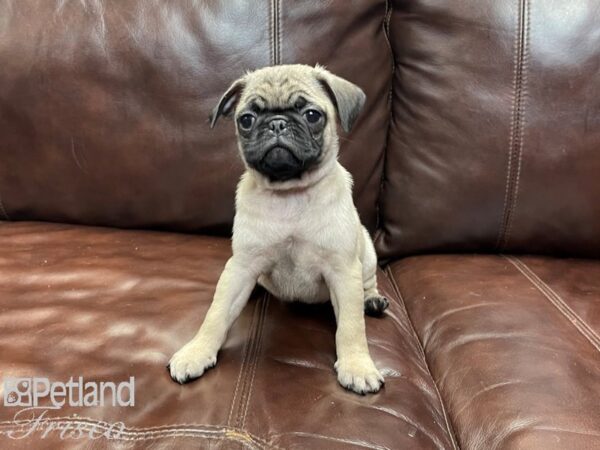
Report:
168,64,389,394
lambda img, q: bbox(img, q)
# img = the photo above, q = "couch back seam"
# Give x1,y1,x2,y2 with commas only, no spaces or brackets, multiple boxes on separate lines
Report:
496,0,530,251
270,0,281,66
373,0,395,249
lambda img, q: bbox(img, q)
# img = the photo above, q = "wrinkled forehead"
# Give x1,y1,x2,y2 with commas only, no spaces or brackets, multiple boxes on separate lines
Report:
240,70,326,110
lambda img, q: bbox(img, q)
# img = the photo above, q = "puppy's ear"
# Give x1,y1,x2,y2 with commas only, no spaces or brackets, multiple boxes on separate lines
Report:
316,71,366,133
209,79,245,128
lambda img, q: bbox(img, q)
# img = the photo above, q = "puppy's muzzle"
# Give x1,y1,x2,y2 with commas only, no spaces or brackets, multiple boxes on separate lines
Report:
244,115,322,182
260,146,303,181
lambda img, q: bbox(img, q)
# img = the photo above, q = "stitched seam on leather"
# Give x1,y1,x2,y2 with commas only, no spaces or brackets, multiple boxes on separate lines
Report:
496,0,530,251
383,0,394,110
0,416,279,448
385,266,460,450
0,194,9,220
270,0,281,66
232,293,268,432
503,0,530,249
496,0,522,249
374,0,395,248
0,421,274,448
277,0,282,65
269,0,274,65
272,0,276,65
0,431,257,448
227,296,262,427
505,256,600,354
240,294,269,430
232,298,260,431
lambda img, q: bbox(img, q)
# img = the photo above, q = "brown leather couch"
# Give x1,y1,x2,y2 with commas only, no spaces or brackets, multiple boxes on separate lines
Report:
1,1,599,449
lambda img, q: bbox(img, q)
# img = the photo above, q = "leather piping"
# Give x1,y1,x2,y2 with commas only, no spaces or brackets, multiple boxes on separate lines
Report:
505,256,600,354
497,0,530,251
385,266,461,450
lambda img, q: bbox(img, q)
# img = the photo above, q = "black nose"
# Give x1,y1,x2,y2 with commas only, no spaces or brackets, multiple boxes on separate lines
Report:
268,117,288,135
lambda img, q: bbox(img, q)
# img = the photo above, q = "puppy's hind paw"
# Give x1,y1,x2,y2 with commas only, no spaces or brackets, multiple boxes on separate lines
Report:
168,344,217,384
364,296,389,317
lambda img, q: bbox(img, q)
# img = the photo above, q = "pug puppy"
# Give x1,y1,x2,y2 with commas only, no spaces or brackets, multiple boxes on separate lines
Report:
168,64,388,394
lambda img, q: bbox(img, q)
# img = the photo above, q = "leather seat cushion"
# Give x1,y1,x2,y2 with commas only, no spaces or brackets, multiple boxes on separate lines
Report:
0,222,454,449
390,254,600,449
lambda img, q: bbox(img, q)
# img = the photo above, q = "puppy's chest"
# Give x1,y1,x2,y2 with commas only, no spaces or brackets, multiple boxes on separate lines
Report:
239,191,334,249
260,236,328,302
252,205,332,281
267,234,324,270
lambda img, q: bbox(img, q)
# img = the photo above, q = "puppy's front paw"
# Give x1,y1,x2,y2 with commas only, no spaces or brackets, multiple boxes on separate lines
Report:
168,344,217,384
335,356,384,394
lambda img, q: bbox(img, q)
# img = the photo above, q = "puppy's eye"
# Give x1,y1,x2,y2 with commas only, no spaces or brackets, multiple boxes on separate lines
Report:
238,114,255,130
304,109,322,124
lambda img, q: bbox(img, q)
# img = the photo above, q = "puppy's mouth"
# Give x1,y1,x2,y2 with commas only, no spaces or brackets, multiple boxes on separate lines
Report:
257,145,304,182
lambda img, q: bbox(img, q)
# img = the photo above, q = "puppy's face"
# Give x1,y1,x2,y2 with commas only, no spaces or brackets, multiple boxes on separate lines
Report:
235,89,327,182
210,65,365,185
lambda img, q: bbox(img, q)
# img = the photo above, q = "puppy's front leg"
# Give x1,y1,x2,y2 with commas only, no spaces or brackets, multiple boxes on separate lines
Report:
326,259,384,394
169,257,257,384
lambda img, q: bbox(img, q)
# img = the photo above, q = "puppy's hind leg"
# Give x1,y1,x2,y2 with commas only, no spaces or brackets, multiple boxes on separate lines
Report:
168,256,258,384
360,227,389,318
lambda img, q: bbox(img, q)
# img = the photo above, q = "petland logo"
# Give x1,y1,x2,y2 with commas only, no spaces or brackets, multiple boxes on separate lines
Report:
3,376,135,408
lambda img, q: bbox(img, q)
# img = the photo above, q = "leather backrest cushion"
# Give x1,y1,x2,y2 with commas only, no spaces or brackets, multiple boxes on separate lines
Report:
377,0,600,259
0,1,391,233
